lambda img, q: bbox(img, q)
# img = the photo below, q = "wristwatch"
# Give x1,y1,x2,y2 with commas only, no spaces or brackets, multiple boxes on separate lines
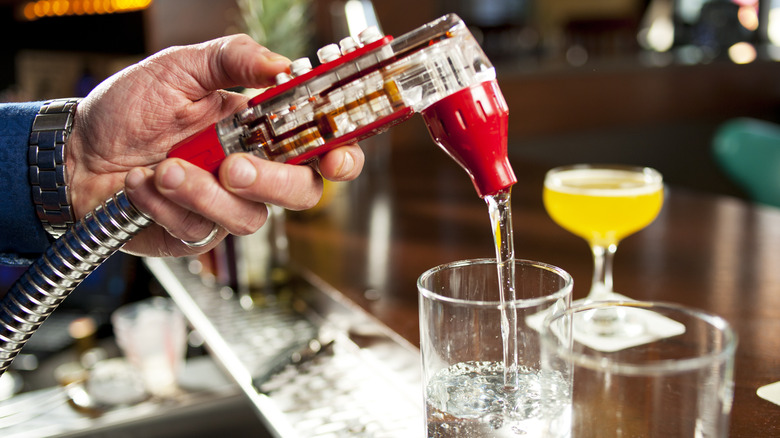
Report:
28,98,82,239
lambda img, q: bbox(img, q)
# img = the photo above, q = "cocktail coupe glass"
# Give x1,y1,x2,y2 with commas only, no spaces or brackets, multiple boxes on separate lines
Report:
543,164,664,336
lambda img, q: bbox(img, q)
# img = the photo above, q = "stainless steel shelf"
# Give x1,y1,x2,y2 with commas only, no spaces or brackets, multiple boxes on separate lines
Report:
0,355,260,438
144,257,423,438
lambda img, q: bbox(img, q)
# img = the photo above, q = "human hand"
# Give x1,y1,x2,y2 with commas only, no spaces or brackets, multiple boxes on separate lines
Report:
66,34,364,257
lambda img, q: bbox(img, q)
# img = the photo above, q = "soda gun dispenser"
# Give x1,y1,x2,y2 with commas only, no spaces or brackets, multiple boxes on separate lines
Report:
169,13,515,197
0,14,516,375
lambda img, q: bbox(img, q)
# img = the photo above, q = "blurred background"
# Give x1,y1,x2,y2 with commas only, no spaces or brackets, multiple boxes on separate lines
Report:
2,0,778,340
1,0,778,306
1,0,777,199
0,1,778,434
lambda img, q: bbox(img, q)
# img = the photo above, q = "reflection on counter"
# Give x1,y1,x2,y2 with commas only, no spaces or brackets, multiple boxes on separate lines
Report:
0,356,269,438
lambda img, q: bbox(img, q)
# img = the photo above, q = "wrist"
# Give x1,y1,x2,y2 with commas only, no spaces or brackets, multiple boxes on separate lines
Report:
65,106,87,222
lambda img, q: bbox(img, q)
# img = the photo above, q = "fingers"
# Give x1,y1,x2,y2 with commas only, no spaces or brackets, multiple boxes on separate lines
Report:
126,154,327,241
219,154,323,210
316,143,365,181
124,167,242,248
154,160,273,236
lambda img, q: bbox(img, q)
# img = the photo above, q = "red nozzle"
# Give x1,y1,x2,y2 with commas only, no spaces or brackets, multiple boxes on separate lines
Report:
420,80,516,198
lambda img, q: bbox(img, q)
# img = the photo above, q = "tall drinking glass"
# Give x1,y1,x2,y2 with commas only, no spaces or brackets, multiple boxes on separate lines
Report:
541,301,737,438
418,258,573,437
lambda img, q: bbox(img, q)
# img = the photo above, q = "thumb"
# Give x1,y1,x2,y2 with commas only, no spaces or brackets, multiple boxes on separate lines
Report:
152,34,291,100
206,34,292,90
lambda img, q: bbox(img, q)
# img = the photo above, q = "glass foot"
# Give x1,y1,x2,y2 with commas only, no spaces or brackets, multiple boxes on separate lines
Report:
577,306,645,338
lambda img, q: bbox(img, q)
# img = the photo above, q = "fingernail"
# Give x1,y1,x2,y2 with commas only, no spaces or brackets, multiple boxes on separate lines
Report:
125,168,146,189
338,152,355,178
227,156,257,188
160,163,186,190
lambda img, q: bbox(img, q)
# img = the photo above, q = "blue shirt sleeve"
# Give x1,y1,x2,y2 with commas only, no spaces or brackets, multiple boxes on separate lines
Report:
0,101,52,266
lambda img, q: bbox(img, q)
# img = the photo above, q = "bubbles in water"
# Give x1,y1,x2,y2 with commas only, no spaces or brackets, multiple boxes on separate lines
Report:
426,361,571,437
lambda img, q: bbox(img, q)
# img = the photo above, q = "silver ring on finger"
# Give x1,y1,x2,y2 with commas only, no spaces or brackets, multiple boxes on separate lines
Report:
180,223,220,248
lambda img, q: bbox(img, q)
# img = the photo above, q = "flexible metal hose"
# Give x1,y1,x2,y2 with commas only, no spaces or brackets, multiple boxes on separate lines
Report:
0,190,151,375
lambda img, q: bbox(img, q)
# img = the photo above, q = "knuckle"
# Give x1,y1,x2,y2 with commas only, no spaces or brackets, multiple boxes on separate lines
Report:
261,164,322,210
230,207,269,236
299,183,323,210
178,214,212,241
184,176,223,211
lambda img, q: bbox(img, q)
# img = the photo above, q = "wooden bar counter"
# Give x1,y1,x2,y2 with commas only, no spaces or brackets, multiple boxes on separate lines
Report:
285,135,780,437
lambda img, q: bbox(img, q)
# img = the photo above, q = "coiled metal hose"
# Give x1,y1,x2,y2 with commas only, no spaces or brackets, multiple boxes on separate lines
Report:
0,190,151,375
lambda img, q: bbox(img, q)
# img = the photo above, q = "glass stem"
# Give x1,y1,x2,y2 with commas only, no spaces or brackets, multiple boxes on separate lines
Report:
588,243,618,301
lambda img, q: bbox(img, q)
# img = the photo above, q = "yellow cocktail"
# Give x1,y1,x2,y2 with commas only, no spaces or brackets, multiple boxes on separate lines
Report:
543,165,664,301
543,167,664,248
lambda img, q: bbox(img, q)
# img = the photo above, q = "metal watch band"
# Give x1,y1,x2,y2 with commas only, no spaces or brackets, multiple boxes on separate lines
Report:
28,98,82,239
